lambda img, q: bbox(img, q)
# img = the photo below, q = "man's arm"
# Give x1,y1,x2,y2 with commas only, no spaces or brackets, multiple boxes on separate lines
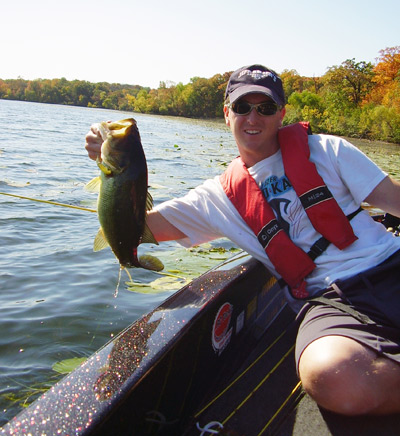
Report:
364,176,400,217
146,210,188,242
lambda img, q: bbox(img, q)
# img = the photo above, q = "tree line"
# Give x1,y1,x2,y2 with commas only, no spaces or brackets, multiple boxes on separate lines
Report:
1,47,399,143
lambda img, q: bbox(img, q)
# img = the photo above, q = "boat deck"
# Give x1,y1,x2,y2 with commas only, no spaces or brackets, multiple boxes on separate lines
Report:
186,305,400,436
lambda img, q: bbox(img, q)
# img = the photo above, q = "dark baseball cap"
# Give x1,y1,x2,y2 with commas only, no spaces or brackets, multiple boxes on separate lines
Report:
225,65,285,106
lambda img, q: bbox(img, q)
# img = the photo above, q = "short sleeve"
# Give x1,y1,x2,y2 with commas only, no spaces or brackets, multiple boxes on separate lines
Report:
154,178,225,247
335,138,387,204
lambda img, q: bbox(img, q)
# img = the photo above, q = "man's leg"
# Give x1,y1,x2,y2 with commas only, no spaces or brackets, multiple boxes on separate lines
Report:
299,335,400,416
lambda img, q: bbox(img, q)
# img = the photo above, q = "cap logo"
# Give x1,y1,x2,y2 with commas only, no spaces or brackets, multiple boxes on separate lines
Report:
238,69,277,82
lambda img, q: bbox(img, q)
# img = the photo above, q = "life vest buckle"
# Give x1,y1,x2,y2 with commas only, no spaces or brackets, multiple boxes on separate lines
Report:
291,280,309,299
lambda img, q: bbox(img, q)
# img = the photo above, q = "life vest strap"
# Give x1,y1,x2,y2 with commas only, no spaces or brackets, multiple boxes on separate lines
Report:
257,219,281,249
307,207,362,261
299,185,333,210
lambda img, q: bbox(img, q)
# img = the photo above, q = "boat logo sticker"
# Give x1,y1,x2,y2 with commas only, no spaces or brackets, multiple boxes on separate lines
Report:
212,302,233,355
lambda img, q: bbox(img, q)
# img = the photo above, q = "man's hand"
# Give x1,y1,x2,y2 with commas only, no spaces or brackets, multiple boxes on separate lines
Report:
85,123,103,161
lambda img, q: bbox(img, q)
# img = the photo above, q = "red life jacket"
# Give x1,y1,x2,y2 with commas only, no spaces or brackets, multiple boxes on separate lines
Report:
219,122,358,298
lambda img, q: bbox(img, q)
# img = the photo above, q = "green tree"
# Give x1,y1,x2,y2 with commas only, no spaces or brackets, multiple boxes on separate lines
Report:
323,59,374,106
0,80,8,98
185,73,228,118
359,104,400,142
133,89,156,113
284,91,326,132
155,81,176,115
280,70,304,101
24,80,42,102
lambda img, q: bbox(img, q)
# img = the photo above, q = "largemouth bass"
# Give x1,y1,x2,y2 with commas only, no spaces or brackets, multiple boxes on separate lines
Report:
87,118,163,271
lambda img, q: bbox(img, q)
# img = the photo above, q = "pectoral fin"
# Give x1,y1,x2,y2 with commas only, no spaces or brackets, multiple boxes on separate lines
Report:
85,177,101,193
94,227,109,251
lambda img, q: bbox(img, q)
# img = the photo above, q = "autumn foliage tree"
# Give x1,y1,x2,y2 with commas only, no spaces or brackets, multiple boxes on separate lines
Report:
282,48,400,142
359,47,400,142
367,46,400,109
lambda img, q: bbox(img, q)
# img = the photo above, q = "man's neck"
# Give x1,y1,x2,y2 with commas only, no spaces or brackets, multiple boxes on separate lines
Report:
240,139,280,168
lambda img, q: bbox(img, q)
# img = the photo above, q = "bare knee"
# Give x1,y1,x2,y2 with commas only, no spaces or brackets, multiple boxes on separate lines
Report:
298,335,400,416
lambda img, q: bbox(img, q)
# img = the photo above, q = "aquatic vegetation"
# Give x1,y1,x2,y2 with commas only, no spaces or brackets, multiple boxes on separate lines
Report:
1,377,57,410
126,244,240,294
1,357,87,412
52,357,87,374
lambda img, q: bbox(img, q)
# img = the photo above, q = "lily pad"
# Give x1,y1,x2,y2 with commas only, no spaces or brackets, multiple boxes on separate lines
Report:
52,357,87,374
126,275,191,294
126,243,241,294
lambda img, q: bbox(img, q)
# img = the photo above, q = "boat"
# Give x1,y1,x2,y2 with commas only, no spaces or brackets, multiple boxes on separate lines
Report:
2,214,400,436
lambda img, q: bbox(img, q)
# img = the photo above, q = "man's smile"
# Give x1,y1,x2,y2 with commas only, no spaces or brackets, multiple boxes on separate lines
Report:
245,130,261,135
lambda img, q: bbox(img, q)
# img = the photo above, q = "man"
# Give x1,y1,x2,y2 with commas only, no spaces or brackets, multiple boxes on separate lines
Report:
85,64,400,416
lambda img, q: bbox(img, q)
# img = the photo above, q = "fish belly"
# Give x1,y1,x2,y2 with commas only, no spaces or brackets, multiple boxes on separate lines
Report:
98,173,147,267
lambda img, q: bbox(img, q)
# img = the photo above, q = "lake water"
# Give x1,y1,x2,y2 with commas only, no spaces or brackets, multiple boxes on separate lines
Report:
0,100,399,425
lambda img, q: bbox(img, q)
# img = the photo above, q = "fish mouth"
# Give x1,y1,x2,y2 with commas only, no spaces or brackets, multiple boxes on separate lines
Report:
99,118,137,142
100,118,140,166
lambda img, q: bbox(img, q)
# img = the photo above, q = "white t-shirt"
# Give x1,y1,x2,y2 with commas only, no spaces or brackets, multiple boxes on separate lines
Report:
155,134,400,308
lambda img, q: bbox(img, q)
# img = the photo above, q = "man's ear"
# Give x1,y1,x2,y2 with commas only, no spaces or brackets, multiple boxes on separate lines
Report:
279,107,286,126
223,105,230,127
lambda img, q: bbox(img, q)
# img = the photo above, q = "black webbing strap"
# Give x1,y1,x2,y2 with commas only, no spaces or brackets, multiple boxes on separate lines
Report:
279,206,364,300
307,207,363,260
306,296,374,325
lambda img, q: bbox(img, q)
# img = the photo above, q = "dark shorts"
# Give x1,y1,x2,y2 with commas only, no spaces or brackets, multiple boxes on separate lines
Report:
295,249,400,373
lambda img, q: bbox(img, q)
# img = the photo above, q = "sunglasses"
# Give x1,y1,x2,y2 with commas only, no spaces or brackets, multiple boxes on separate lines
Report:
228,101,280,116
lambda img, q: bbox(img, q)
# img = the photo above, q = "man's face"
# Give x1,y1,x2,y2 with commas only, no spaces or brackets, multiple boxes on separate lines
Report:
224,93,286,167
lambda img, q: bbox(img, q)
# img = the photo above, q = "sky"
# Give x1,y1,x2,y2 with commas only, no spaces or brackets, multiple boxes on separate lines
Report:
1,0,399,89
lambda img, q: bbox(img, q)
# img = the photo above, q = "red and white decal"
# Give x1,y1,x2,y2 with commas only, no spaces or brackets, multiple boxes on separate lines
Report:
212,302,233,355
